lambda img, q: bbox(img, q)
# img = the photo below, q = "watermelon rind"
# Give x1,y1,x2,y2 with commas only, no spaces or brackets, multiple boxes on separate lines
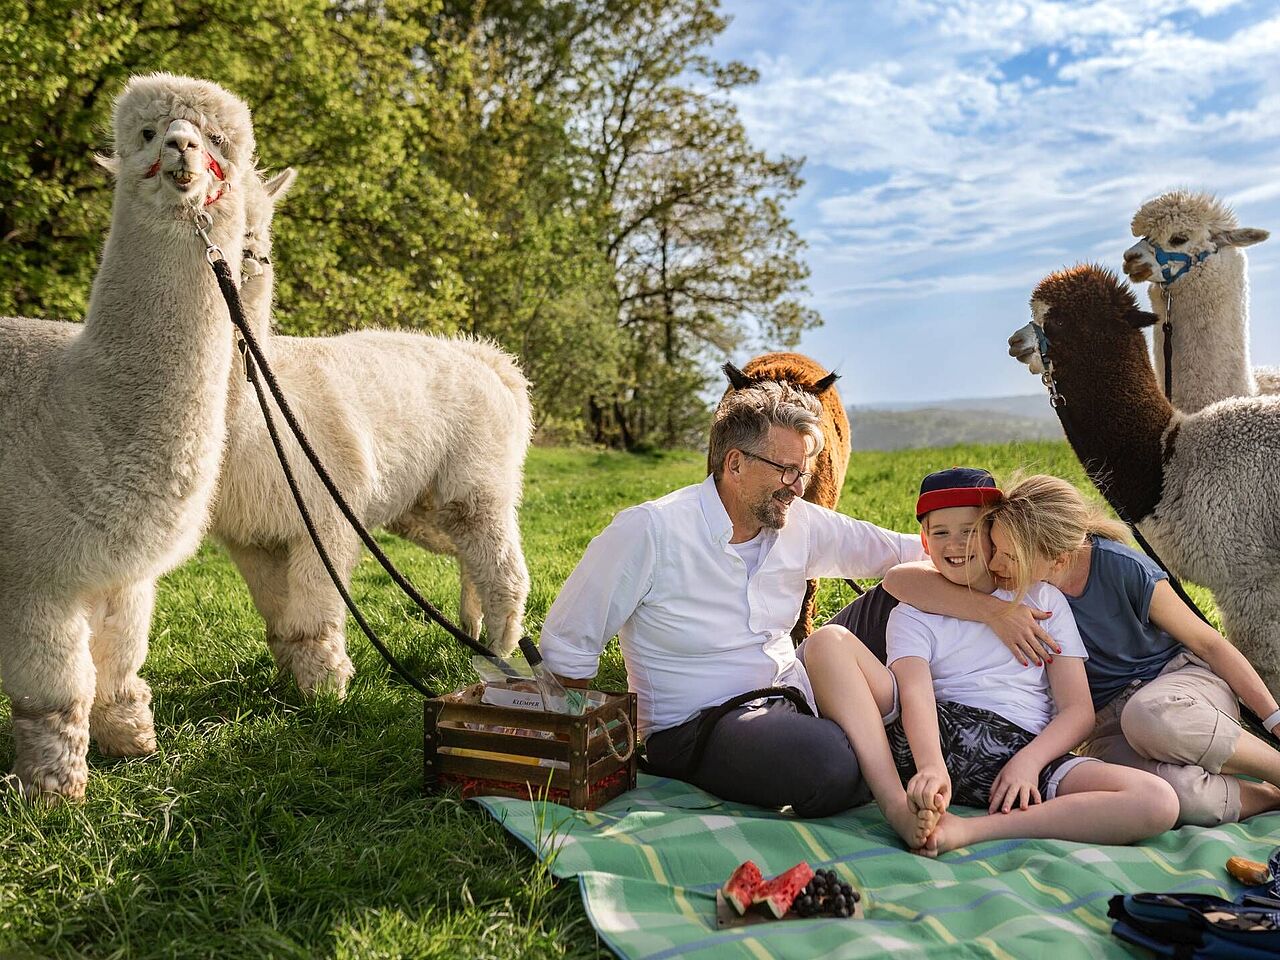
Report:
722,860,765,916
753,862,815,919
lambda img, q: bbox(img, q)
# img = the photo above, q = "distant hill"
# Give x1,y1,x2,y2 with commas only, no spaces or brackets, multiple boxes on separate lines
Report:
847,394,1065,450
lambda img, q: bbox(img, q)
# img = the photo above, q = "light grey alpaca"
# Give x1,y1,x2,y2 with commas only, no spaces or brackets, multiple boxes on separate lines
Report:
0,74,253,799
1010,265,1280,699
211,168,532,696
1122,190,1274,411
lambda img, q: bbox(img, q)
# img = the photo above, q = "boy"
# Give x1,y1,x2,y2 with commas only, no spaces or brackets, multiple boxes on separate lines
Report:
884,467,1094,818
801,468,1178,854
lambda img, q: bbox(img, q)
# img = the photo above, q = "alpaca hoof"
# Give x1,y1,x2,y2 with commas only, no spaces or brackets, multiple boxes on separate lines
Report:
91,695,157,757
270,630,356,699
293,652,355,700
5,766,87,804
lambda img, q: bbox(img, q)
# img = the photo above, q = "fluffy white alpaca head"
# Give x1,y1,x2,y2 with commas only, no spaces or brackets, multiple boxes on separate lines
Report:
1123,190,1268,286
242,168,296,279
104,73,255,223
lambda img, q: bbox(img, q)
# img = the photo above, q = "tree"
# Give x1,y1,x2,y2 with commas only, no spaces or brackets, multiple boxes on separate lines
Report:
0,0,480,330
3,0,816,449
574,0,820,448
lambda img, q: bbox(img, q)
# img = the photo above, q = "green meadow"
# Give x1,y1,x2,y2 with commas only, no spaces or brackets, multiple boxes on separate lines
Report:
0,442,1218,959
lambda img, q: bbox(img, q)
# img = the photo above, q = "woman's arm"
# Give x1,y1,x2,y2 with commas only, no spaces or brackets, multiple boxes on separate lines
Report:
989,657,1095,812
891,656,952,814
883,562,1060,666
1148,581,1280,727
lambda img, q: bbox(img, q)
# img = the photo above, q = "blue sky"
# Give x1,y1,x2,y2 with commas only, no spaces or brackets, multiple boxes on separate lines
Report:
712,0,1280,404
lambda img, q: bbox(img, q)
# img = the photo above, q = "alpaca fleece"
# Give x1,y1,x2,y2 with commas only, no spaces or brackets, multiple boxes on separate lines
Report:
0,74,253,799
1126,190,1274,411
1018,264,1280,701
210,167,532,695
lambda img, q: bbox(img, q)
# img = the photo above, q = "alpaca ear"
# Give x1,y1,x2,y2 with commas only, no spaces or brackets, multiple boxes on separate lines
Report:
812,371,840,394
1125,307,1158,329
94,154,120,177
1212,227,1269,249
263,167,297,203
723,362,753,390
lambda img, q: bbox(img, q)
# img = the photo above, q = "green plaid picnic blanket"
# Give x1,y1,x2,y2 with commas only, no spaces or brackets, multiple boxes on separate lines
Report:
476,774,1280,959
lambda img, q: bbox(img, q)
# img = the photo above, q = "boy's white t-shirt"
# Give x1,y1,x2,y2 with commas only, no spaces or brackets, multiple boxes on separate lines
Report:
885,582,1088,735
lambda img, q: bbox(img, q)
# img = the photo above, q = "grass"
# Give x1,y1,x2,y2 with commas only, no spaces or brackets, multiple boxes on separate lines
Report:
0,441,1218,958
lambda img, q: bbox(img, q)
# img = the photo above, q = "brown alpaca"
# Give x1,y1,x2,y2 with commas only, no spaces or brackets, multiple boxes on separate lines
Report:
1009,264,1280,698
712,352,851,642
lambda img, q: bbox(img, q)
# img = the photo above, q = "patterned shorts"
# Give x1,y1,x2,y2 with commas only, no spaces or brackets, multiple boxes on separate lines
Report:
886,699,1090,807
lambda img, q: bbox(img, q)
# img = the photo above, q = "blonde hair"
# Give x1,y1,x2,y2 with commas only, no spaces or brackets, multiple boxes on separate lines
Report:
980,474,1130,601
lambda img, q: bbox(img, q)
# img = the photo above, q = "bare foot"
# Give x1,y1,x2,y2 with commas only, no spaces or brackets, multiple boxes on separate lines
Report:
913,812,972,858
885,798,938,849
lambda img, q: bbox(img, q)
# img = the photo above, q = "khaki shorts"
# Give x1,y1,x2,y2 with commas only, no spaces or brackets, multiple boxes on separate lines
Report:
1081,651,1244,826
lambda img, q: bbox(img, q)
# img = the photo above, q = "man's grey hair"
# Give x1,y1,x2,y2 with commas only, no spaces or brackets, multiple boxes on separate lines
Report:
708,380,825,480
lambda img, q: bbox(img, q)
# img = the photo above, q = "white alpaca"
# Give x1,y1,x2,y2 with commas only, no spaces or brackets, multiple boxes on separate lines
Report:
210,168,532,696
1010,265,1280,698
0,74,253,799
1122,190,1273,412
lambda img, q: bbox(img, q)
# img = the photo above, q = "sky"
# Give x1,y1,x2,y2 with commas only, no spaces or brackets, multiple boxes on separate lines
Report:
711,0,1280,404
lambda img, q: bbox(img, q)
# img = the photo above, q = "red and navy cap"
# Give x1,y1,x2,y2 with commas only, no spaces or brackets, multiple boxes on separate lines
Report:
915,467,1002,521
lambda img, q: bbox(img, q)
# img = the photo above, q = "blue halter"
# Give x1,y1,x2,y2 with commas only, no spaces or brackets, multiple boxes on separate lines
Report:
1031,322,1065,408
1150,242,1213,285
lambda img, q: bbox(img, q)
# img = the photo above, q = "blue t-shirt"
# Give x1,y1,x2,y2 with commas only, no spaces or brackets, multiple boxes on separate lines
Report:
1063,536,1183,710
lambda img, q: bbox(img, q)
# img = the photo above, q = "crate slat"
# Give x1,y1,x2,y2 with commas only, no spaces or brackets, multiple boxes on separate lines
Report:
433,753,573,790
434,724,571,761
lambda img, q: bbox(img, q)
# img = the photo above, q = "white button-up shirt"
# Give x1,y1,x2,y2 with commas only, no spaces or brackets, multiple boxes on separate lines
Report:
539,475,925,738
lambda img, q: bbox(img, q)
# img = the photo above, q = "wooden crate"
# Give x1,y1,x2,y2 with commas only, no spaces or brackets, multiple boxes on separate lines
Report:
423,684,638,810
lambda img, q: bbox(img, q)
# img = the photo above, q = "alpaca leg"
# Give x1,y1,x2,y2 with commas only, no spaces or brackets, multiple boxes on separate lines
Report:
430,495,530,657
791,579,819,645
86,581,158,757
0,597,95,800
269,534,359,698
459,567,483,641
224,540,291,674
389,505,481,640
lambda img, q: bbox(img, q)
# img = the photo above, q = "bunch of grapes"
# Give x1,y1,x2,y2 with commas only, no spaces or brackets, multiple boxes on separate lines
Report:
793,868,860,918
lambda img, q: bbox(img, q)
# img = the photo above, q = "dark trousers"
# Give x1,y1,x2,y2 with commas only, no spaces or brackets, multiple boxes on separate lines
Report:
824,583,900,664
643,699,870,818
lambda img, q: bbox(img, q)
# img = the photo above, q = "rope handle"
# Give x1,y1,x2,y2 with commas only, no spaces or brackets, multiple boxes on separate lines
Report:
595,710,636,763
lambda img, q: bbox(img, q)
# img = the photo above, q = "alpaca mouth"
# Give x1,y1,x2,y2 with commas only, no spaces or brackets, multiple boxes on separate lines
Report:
1124,263,1153,283
168,169,199,190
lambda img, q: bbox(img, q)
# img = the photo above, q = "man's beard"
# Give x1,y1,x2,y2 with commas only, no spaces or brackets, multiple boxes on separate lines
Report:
751,489,795,529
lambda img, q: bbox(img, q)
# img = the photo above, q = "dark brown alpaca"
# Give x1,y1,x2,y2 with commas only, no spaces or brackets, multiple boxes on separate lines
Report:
712,352,851,642
1010,263,1280,698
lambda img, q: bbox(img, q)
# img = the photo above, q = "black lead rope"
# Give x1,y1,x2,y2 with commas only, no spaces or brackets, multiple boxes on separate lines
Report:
207,257,512,697
1162,288,1174,401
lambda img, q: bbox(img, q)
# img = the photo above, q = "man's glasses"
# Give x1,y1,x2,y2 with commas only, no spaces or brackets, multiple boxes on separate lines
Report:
743,451,812,489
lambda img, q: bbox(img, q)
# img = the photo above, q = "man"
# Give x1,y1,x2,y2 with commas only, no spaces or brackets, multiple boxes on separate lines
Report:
539,381,925,817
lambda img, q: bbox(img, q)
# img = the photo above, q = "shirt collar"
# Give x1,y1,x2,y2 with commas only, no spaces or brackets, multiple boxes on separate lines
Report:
699,474,735,546
699,473,782,553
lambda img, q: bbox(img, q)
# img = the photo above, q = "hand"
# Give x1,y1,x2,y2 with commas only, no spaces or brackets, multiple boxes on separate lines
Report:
988,603,1060,667
989,755,1043,813
906,765,952,816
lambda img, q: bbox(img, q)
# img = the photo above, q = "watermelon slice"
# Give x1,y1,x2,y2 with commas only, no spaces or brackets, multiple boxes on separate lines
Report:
752,862,815,919
721,860,764,916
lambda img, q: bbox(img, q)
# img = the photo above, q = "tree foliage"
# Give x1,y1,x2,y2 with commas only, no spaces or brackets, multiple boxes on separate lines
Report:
1,0,817,448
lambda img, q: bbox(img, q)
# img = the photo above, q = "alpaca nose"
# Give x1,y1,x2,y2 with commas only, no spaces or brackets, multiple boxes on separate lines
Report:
164,120,201,154
1123,250,1142,264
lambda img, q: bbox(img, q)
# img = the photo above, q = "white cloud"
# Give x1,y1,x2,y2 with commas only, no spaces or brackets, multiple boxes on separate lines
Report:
714,0,1280,400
